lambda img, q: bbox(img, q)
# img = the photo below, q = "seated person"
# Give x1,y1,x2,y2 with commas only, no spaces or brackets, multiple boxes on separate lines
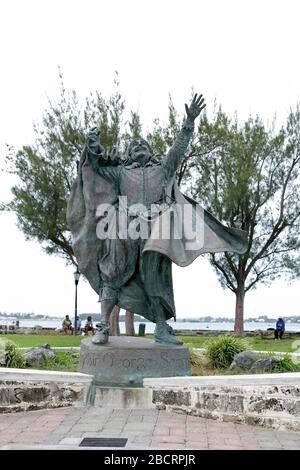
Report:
73,317,82,334
274,317,285,340
62,315,73,334
84,316,94,335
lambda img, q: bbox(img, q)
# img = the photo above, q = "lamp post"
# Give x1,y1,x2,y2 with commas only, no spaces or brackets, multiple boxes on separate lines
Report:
73,268,81,336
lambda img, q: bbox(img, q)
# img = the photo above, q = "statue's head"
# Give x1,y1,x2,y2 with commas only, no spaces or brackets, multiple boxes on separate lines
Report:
127,138,153,165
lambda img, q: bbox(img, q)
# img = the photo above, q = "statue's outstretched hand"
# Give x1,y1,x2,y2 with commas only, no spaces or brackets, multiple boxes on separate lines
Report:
87,128,120,166
87,127,105,157
87,127,99,137
185,94,206,121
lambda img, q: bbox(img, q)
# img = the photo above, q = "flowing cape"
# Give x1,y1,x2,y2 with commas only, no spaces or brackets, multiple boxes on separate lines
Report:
143,178,248,265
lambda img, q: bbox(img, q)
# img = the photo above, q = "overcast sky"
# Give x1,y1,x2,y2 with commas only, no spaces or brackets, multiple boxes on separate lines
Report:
0,0,300,319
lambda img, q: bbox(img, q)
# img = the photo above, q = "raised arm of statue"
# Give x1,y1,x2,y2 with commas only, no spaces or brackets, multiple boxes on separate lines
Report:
163,94,206,178
86,127,119,183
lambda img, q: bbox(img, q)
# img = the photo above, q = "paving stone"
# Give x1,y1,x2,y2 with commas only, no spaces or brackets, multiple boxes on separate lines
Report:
10,433,49,443
103,420,127,426
130,410,158,416
60,437,82,445
187,416,207,422
151,442,186,449
70,424,101,432
186,437,208,444
66,408,86,416
90,430,123,438
112,410,131,416
0,431,21,440
0,405,299,449
51,425,73,434
186,433,208,438
0,423,14,431
44,436,64,445
60,417,81,425
161,435,186,444
186,444,209,449
101,423,125,431
127,412,144,419
152,426,171,435
170,428,186,436
84,407,108,413
141,416,157,422
123,423,152,431
224,438,243,445
81,432,113,438
128,439,151,447
65,431,84,438
120,432,153,440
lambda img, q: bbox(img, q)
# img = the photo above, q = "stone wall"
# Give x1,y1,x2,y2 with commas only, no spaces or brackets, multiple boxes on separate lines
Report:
174,329,300,337
144,373,300,431
0,368,92,413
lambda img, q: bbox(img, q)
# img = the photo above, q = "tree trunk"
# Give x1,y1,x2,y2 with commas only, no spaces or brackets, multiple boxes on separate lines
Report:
125,310,135,336
110,305,120,336
234,283,245,336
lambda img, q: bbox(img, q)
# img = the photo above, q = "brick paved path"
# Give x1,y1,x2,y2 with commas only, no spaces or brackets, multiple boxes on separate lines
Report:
0,407,299,449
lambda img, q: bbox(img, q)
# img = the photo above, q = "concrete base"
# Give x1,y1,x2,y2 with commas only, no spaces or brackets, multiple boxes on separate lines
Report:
79,336,191,386
92,386,154,409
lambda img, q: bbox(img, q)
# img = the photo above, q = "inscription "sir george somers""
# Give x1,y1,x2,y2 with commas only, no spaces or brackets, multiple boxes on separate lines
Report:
80,351,189,371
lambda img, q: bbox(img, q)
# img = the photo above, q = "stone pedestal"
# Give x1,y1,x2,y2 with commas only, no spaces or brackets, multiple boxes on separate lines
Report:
93,386,154,408
79,336,191,387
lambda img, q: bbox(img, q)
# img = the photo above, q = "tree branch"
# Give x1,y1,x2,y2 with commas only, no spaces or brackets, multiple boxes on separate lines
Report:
211,254,236,293
245,156,299,276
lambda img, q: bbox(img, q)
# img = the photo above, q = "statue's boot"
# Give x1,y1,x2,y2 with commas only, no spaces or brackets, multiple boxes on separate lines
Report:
92,323,110,345
154,322,183,345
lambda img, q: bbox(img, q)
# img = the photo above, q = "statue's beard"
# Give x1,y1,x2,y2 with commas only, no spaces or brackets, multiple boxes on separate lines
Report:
132,153,151,165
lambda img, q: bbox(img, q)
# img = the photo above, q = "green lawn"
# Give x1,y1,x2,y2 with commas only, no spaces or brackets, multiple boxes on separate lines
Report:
178,335,299,353
2,334,84,348
2,333,299,353
245,337,299,353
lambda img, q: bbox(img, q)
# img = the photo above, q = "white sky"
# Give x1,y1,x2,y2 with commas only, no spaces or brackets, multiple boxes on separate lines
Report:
0,0,300,319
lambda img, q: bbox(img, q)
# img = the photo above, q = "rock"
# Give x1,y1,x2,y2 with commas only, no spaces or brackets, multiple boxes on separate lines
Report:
250,357,279,372
0,348,5,366
23,347,56,366
23,349,45,366
229,351,259,370
44,349,56,360
42,343,51,350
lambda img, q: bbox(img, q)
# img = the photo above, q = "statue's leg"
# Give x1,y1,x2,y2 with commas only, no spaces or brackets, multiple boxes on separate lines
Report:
100,298,116,325
150,296,183,345
92,288,117,345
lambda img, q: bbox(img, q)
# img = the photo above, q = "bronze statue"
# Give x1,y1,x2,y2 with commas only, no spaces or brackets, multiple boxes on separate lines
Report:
67,94,247,345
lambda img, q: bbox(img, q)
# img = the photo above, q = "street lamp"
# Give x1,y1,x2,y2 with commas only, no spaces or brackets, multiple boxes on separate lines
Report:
73,268,81,336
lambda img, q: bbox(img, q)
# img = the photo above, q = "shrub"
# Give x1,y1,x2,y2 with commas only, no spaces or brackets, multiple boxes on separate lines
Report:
205,335,248,369
186,344,203,367
4,341,26,368
269,354,300,373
